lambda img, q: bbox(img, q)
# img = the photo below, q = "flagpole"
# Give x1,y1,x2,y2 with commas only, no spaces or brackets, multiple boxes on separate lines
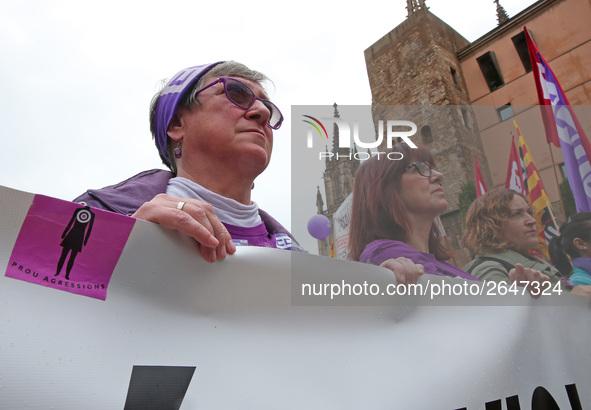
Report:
545,199,560,235
547,141,567,220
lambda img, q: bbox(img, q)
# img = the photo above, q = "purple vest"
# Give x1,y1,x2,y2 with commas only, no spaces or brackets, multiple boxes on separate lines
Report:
74,169,306,252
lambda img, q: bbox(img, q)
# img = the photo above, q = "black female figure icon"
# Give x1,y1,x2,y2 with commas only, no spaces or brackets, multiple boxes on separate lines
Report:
55,203,95,280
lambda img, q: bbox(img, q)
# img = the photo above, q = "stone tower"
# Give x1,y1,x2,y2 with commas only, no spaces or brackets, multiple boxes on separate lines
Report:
364,1,494,264
316,103,361,256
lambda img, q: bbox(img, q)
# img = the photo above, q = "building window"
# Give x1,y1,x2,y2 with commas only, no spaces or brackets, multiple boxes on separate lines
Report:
461,108,472,129
476,51,505,91
497,103,514,121
421,125,433,143
511,31,532,73
450,67,460,86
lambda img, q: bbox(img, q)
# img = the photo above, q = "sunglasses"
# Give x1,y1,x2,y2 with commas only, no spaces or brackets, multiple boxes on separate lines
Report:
194,77,284,129
404,161,440,178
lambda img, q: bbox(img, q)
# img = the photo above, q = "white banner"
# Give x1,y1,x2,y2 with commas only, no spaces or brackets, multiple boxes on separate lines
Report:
332,193,352,260
1,186,590,409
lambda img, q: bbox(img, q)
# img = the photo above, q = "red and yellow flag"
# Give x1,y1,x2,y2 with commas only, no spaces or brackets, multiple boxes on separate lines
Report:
515,121,559,257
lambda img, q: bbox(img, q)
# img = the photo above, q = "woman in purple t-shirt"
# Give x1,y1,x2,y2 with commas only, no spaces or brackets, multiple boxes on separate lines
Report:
348,143,475,284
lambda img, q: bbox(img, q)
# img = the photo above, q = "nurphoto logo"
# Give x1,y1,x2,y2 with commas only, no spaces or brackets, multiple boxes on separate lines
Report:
303,115,418,160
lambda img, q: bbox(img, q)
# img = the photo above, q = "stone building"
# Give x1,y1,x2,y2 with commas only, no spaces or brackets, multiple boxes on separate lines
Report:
457,0,591,208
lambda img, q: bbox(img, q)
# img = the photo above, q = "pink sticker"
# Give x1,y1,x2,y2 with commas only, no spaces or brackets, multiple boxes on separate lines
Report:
5,195,135,300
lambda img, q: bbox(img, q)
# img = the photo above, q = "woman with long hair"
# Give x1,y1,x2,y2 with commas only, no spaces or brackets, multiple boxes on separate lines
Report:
349,143,477,283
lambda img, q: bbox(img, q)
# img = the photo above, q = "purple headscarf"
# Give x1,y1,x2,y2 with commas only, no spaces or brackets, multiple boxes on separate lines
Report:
153,62,223,167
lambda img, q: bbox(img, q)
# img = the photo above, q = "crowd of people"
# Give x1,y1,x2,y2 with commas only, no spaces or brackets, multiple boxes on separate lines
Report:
348,144,591,297
76,60,590,299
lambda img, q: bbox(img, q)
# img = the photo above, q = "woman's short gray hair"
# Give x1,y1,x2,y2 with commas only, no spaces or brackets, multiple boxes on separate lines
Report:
181,61,269,109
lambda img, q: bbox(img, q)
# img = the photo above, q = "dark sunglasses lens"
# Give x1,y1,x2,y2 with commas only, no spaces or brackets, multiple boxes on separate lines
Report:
225,78,283,129
264,101,283,129
225,79,254,107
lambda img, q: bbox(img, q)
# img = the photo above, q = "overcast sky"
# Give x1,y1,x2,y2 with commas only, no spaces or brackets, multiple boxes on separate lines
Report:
1,0,538,253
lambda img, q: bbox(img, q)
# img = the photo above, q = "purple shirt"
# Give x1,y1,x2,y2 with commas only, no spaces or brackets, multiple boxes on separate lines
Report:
360,239,479,281
74,169,306,252
572,257,591,275
225,222,293,250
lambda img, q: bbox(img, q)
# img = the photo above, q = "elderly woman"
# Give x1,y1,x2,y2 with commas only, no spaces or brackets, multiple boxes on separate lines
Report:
75,61,304,262
348,143,478,283
463,188,560,288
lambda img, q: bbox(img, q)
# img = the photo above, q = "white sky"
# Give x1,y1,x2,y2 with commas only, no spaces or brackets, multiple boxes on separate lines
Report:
0,0,538,253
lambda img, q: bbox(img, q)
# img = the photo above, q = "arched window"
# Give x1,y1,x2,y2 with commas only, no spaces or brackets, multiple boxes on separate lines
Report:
421,125,433,144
